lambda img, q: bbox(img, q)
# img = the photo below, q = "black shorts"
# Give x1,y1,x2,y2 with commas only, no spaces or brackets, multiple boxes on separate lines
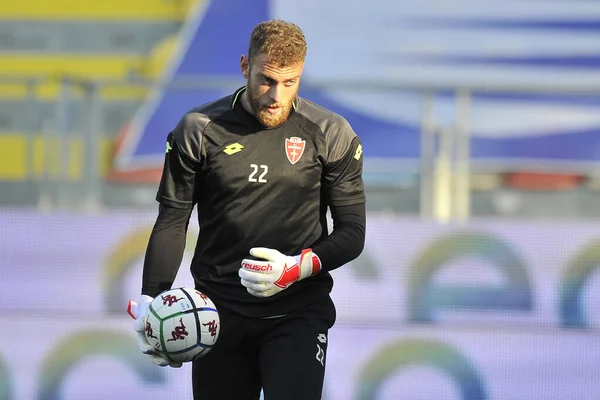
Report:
192,295,336,400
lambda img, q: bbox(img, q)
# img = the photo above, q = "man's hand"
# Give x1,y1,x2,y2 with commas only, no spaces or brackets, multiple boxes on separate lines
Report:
239,247,321,298
127,295,182,368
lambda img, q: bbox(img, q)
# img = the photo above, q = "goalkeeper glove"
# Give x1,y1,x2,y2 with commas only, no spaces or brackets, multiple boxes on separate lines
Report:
239,247,322,298
127,295,182,368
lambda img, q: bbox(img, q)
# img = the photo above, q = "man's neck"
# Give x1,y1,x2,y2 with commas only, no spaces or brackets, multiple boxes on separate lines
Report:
239,88,253,115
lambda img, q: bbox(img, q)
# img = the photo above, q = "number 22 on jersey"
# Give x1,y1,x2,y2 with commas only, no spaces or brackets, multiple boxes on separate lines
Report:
248,164,268,183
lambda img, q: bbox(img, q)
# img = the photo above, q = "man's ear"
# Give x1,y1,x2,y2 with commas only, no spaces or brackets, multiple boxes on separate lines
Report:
240,55,249,79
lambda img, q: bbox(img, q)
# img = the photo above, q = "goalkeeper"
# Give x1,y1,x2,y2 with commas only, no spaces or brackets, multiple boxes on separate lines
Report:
130,19,366,400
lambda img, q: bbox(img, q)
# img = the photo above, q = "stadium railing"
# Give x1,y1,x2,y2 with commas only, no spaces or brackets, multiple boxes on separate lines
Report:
0,74,599,220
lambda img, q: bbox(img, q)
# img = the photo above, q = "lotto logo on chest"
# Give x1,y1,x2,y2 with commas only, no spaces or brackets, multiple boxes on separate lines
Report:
285,136,306,165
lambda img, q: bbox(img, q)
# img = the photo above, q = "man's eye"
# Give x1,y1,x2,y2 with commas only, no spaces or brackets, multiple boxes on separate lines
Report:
285,81,296,87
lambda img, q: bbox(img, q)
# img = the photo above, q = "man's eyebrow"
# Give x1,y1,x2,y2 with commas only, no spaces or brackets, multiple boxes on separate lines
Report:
259,73,300,82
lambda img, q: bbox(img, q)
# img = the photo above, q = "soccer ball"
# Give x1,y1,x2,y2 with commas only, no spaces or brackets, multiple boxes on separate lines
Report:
144,287,220,363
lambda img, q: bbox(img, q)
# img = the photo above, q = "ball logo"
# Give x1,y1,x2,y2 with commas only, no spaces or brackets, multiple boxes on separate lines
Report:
197,291,209,304
203,320,219,337
161,294,184,307
167,319,189,342
145,321,158,340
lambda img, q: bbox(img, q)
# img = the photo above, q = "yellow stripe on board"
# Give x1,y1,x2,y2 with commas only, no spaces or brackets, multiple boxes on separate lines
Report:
0,0,194,21
0,54,145,79
0,133,113,181
0,82,150,101
0,135,27,180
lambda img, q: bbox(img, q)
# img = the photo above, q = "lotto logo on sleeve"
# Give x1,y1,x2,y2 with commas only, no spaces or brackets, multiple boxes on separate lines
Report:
354,144,363,160
223,143,244,155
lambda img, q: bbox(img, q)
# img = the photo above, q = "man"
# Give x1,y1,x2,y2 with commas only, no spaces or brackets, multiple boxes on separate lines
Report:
129,19,366,399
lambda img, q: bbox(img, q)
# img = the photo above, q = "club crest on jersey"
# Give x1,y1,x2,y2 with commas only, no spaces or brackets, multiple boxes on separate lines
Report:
285,137,306,165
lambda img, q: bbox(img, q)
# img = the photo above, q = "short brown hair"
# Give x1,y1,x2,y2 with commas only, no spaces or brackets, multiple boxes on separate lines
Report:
248,19,307,66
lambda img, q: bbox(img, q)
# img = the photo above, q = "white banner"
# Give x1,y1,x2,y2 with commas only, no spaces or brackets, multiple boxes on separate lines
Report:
326,325,600,400
0,317,598,400
2,209,600,399
4,210,600,328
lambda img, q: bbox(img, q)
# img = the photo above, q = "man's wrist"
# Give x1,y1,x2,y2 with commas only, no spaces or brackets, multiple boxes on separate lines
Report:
296,248,322,280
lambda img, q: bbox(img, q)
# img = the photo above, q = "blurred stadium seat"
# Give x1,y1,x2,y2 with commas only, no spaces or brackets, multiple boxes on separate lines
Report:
0,0,199,185
470,173,504,192
505,172,584,191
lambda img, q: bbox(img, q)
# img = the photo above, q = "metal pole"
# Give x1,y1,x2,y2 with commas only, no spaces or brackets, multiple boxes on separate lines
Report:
83,82,103,212
36,78,57,211
433,126,453,223
454,89,471,222
25,79,37,182
38,117,55,212
56,77,71,210
420,91,436,220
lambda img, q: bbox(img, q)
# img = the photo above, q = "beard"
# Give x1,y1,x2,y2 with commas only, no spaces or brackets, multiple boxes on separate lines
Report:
246,80,295,128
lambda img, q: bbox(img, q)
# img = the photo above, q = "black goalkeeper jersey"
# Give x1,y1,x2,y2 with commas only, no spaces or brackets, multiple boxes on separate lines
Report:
155,86,365,317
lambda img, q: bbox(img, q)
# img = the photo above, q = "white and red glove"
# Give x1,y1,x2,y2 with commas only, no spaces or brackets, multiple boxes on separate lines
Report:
239,247,322,298
127,295,182,368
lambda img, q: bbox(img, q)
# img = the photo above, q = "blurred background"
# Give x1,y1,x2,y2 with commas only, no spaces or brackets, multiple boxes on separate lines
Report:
1,0,600,399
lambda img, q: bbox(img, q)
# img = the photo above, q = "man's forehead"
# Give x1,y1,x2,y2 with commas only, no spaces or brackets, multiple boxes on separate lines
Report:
261,62,303,75
252,54,304,74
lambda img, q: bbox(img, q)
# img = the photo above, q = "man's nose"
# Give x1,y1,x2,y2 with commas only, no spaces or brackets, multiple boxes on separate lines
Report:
269,84,282,104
